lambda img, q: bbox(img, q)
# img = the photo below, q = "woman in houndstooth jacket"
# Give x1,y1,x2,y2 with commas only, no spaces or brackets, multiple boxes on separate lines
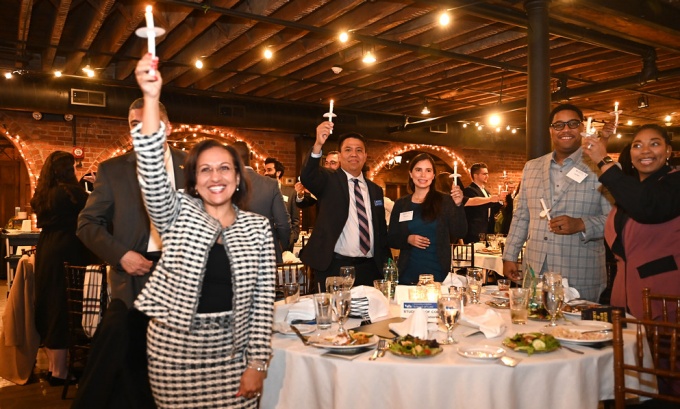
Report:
131,53,276,408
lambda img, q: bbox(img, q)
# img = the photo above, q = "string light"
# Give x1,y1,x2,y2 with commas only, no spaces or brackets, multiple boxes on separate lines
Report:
369,143,468,180
339,31,349,43
0,124,37,193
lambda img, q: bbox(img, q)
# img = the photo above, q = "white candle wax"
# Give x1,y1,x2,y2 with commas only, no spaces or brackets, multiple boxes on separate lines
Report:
453,160,458,186
614,101,619,112
145,6,156,56
503,170,507,178
586,117,592,134
498,185,501,195
540,198,552,221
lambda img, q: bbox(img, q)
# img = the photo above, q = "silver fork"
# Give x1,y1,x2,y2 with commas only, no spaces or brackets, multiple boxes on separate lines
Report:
370,339,388,360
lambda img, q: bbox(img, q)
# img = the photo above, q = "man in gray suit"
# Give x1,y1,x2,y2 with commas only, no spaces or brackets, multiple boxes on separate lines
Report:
502,103,614,302
233,141,291,263
77,99,187,308
264,157,300,251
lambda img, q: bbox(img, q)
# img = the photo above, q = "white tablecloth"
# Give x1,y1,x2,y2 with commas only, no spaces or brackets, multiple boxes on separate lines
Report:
262,299,656,409
474,251,504,276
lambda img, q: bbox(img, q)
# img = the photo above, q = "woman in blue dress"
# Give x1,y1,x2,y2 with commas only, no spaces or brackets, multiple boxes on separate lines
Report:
388,153,467,283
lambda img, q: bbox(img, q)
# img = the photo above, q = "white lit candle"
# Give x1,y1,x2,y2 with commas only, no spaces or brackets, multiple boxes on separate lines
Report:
145,6,157,75
453,160,458,186
586,117,592,134
540,198,552,221
498,185,501,195
323,99,336,134
503,170,507,178
614,101,620,126
614,101,619,112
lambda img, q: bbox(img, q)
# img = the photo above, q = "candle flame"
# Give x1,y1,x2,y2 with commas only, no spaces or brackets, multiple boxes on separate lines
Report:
146,5,152,12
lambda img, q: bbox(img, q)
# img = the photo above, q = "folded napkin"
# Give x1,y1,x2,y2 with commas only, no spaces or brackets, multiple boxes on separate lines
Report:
349,286,389,322
281,251,301,264
473,242,486,251
285,298,315,322
442,274,467,289
389,309,429,339
562,278,580,302
535,279,580,303
460,304,506,338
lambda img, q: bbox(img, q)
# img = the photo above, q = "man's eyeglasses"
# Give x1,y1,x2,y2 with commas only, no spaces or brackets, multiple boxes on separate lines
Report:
550,119,581,131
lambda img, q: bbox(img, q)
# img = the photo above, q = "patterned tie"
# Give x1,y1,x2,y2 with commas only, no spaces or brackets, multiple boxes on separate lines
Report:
353,178,371,255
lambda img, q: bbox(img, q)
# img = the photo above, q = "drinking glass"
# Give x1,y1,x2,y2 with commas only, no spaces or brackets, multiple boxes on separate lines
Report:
437,294,462,344
283,283,300,304
325,276,343,293
313,292,333,330
486,234,497,249
542,273,564,327
509,288,529,324
466,268,483,304
478,233,487,245
373,279,391,298
332,290,352,335
339,266,356,289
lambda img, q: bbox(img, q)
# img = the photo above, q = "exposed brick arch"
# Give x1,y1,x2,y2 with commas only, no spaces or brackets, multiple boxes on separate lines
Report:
0,112,41,192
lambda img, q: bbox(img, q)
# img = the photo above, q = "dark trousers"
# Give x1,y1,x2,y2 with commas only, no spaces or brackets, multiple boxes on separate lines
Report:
312,254,383,293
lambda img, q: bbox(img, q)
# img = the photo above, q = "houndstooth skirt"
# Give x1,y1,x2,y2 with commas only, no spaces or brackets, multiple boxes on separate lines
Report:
146,311,257,409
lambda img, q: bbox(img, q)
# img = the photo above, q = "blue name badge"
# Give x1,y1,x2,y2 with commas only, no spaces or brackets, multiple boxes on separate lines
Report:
374,199,383,207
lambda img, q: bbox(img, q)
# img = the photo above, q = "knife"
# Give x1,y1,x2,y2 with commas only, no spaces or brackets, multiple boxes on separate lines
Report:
289,325,310,346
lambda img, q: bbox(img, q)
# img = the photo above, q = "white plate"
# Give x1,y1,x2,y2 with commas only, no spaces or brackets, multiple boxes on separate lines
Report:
309,335,379,351
562,301,600,318
544,321,613,345
273,323,316,335
482,285,498,293
458,345,506,360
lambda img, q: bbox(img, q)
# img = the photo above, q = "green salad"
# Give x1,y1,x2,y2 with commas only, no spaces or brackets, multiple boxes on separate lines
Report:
502,332,561,355
388,335,442,357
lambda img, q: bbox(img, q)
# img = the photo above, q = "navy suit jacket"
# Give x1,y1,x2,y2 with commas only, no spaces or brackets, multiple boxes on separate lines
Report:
299,153,391,272
463,183,501,243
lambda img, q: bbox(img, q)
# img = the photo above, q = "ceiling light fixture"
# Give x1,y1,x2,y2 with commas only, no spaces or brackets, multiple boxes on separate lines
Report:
665,115,672,126
626,120,633,126
421,102,430,116
82,65,95,77
439,11,451,26
339,31,349,43
637,96,649,109
362,50,376,64
195,59,203,69
263,48,273,60
489,113,501,127
511,128,517,134
4,72,12,79
616,133,622,138
462,123,468,128
54,70,62,77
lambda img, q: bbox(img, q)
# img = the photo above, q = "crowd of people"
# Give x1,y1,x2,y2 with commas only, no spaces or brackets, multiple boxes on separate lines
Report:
19,52,678,407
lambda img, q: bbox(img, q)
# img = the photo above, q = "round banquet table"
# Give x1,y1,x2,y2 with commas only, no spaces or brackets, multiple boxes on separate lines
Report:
474,251,505,276
261,297,656,409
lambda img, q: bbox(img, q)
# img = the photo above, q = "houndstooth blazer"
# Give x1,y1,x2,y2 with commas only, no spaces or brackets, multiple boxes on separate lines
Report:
503,148,613,302
131,123,275,363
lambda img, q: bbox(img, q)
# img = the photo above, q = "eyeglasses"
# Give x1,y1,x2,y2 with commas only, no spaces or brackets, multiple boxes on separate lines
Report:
550,119,581,131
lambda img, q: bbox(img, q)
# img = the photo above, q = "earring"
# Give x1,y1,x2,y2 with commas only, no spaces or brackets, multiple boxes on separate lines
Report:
236,186,240,192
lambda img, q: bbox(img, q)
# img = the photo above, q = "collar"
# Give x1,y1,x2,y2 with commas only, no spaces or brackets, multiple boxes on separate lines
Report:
551,147,582,165
342,169,366,184
472,181,485,190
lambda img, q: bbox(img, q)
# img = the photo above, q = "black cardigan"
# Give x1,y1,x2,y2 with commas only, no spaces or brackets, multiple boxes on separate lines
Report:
387,191,467,282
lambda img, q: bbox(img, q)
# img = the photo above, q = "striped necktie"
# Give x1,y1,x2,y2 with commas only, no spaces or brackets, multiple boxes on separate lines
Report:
353,178,371,255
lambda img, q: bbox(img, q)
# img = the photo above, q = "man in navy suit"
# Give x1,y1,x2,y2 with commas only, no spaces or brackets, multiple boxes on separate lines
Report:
264,157,300,251
300,121,391,290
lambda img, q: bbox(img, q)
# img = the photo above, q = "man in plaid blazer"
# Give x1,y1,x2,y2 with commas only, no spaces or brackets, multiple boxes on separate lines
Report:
503,104,614,302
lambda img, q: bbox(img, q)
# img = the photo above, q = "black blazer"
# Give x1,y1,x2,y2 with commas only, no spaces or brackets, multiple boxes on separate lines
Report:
387,192,467,282
299,153,391,272
463,183,501,243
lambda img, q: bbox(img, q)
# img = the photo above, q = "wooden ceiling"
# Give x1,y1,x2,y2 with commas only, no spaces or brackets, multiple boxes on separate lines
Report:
2,0,680,137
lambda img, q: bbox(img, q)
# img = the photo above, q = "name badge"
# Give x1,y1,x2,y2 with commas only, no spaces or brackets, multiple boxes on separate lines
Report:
282,194,289,203
374,199,383,207
399,211,414,222
566,167,587,183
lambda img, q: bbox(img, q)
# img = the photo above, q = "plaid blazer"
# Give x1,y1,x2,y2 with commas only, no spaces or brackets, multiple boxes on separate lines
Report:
504,148,613,301
131,123,275,363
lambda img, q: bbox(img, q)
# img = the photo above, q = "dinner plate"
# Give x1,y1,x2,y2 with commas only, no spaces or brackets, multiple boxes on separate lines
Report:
388,347,443,359
458,345,506,360
486,300,509,309
274,323,316,336
543,321,613,345
309,335,379,352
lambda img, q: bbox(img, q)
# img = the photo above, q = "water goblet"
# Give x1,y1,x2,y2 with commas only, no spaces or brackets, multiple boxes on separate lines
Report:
325,276,343,293
332,290,352,336
542,273,564,327
466,268,483,304
339,266,356,289
438,294,462,344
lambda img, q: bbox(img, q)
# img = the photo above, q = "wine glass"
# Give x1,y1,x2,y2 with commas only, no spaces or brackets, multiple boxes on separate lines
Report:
332,290,352,336
325,276,343,293
486,234,497,249
466,268,483,304
438,294,462,344
339,266,356,289
542,273,564,327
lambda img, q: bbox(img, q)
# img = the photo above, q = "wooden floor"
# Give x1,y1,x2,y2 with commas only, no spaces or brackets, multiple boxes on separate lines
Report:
0,283,73,409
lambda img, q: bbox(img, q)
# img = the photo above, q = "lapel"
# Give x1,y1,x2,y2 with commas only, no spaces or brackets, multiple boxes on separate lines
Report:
550,149,592,206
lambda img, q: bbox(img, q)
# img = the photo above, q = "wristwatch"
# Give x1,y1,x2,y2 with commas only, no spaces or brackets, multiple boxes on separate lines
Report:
597,156,614,169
